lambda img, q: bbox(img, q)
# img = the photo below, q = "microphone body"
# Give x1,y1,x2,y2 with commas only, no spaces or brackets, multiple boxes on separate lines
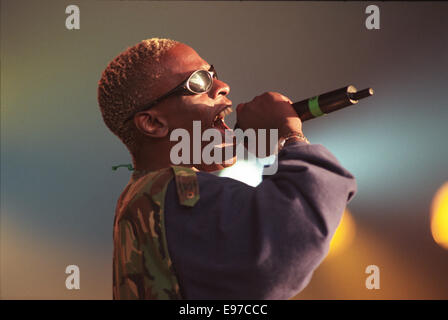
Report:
234,85,374,129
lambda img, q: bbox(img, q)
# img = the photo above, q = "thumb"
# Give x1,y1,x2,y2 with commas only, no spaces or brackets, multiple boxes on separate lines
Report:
236,103,245,113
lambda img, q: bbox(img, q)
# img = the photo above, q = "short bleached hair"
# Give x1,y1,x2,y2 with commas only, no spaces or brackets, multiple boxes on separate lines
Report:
97,38,179,157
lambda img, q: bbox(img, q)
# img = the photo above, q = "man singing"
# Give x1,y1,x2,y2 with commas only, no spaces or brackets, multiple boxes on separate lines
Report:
97,38,357,299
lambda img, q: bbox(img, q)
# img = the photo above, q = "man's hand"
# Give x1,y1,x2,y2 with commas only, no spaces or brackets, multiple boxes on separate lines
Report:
236,92,303,139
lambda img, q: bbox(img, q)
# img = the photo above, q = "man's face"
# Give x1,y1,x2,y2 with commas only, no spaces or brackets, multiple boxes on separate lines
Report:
150,43,236,171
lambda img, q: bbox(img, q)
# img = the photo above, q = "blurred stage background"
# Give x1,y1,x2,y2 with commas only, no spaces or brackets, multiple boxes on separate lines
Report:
1,1,447,299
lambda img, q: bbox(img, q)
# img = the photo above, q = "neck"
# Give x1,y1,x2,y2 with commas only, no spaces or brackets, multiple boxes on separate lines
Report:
133,140,171,172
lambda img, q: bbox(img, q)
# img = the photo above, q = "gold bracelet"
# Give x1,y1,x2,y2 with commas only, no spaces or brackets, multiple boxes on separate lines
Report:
278,132,310,151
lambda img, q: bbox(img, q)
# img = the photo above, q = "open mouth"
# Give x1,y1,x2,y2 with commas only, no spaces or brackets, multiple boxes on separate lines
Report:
212,106,233,131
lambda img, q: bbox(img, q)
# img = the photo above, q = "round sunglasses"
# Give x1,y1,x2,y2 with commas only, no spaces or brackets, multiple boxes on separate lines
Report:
124,65,218,123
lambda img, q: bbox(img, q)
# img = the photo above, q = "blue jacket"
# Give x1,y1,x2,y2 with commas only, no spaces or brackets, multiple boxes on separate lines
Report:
164,141,357,299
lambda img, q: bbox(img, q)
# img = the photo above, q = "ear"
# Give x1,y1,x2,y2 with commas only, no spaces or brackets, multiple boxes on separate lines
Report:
134,110,169,138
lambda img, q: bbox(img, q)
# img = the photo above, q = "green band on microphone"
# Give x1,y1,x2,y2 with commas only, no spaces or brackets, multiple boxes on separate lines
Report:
308,96,324,117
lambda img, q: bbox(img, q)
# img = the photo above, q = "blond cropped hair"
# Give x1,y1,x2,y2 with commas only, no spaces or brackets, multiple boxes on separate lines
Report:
97,38,179,157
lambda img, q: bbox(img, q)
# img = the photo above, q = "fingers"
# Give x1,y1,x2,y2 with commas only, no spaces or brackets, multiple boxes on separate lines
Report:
236,91,299,132
236,102,245,113
237,92,292,111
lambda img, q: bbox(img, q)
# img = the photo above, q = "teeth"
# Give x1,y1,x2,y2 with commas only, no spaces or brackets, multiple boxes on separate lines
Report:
213,107,233,126
218,107,233,119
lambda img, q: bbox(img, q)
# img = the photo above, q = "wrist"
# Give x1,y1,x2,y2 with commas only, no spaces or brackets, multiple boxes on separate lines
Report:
278,119,302,138
278,131,310,151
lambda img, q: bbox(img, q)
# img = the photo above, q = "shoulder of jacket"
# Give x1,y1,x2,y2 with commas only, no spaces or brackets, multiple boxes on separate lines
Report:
171,166,200,207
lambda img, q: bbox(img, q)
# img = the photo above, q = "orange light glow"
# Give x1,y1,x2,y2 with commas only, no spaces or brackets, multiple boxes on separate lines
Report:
431,182,448,250
328,209,356,257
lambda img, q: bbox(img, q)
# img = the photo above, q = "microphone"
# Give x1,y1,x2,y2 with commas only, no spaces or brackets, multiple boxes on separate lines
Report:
234,85,374,129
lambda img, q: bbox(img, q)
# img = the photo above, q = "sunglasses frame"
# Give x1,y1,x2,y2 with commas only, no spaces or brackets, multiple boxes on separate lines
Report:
124,65,217,123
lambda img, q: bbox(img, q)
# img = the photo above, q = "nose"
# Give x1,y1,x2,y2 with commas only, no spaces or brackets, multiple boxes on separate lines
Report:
209,79,230,100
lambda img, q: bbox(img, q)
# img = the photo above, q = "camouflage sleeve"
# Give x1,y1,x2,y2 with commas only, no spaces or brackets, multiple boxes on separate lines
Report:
113,219,145,299
113,167,183,300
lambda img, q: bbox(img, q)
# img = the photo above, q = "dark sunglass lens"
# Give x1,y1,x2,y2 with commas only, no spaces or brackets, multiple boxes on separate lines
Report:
188,70,212,93
209,65,218,79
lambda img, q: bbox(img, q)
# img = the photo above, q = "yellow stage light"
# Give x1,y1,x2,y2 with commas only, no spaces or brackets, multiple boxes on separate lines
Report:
431,182,448,250
328,209,356,257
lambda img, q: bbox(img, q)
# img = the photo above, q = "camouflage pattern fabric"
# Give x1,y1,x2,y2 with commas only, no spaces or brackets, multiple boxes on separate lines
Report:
112,165,200,299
